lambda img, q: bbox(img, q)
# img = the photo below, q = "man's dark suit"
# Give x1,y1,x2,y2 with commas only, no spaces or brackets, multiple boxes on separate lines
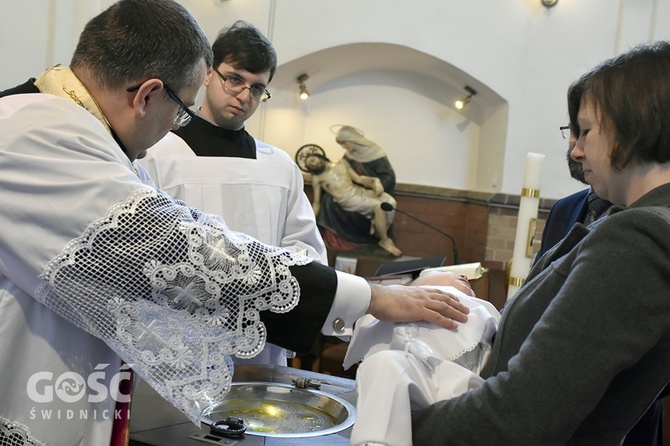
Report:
536,188,590,259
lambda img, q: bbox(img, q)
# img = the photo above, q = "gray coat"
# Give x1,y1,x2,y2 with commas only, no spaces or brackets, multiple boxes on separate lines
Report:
413,183,670,445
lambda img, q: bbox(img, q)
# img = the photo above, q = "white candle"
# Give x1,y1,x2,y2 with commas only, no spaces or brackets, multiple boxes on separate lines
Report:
507,152,545,300
524,152,545,190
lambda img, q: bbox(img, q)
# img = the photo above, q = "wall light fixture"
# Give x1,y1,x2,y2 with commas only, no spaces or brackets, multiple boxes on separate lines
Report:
455,86,477,110
297,74,310,100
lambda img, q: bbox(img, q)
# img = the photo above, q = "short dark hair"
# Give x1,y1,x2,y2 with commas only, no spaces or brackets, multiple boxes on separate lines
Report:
71,0,213,91
566,76,586,184
570,41,670,171
567,75,583,143
212,21,277,82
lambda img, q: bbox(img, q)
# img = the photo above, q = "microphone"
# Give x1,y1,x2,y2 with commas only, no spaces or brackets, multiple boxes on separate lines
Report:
381,202,459,265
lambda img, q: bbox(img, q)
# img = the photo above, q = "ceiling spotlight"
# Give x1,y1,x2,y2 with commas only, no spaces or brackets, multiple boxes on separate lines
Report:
297,74,310,100
541,0,558,8
455,86,477,110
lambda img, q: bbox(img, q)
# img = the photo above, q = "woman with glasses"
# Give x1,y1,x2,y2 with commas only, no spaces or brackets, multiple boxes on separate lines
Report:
411,41,670,445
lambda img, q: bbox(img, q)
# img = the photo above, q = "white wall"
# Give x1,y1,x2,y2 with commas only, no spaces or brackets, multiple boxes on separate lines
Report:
2,0,670,198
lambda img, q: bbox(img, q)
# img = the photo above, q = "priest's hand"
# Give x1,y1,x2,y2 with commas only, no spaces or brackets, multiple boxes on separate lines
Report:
367,284,469,330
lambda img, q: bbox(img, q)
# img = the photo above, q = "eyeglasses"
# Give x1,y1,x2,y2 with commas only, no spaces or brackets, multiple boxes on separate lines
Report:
559,125,570,140
213,69,271,102
559,125,577,142
126,82,196,128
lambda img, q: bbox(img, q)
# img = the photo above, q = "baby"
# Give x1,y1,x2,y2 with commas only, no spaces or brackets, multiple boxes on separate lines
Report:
345,272,500,446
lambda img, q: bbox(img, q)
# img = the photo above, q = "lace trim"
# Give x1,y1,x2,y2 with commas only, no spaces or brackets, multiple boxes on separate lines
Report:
0,418,45,446
36,188,311,423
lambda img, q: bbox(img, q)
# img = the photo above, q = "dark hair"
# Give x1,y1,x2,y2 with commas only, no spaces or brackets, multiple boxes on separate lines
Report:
71,0,213,91
567,76,583,142
212,21,277,82
566,78,586,184
570,40,670,171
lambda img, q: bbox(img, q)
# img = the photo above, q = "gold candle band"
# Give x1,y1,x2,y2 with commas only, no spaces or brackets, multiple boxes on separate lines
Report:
508,276,525,287
521,188,540,198
525,218,537,258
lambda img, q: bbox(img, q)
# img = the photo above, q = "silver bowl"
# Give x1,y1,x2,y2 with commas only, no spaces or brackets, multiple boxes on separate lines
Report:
201,382,356,438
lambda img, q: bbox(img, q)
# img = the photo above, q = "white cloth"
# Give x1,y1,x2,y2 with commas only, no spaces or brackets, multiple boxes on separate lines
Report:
140,132,329,365
141,133,327,263
346,287,500,446
0,94,314,443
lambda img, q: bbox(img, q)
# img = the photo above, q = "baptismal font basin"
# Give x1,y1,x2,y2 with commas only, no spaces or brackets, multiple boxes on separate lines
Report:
200,381,356,438
130,364,357,445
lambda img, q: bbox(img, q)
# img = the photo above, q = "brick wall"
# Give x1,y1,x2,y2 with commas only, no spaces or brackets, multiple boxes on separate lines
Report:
392,193,551,306
304,183,555,306
391,195,488,265
486,206,547,269
387,192,550,273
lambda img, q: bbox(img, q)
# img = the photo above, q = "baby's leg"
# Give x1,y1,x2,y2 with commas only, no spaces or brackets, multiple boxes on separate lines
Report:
350,350,433,446
350,349,486,446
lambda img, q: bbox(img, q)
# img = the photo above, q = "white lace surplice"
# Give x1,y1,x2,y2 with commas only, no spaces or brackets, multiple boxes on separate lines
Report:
0,94,311,430
37,188,311,422
140,133,329,366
